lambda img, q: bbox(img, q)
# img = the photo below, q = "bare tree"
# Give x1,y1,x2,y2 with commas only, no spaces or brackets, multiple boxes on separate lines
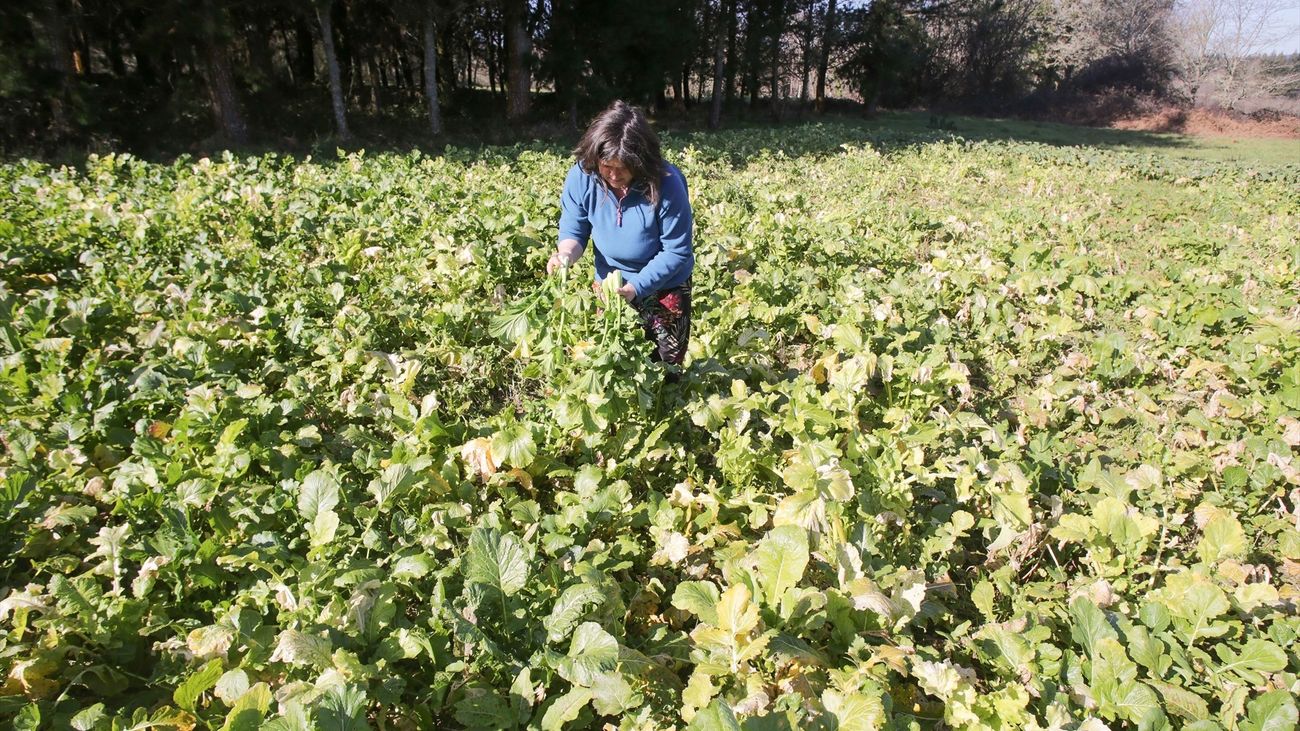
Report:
1170,0,1300,107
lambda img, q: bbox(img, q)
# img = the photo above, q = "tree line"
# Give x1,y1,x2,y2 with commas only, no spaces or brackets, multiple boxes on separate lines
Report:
1,0,1295,153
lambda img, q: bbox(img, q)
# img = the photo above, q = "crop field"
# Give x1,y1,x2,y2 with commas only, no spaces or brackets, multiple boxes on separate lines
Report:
2,121,1299,730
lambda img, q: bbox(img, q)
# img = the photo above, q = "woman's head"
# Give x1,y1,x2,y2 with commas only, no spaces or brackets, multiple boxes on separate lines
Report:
574,100,667,205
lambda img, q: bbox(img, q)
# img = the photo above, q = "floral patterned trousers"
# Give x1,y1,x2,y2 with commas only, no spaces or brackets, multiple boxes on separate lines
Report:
632,278,692,365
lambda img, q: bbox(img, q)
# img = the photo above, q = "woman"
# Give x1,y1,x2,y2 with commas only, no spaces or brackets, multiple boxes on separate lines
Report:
547,100,695,366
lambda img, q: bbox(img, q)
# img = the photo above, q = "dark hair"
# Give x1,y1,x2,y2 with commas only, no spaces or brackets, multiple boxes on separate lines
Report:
573,100,667,207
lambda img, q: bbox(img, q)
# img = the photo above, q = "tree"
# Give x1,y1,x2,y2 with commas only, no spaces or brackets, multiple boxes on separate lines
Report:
1170,0,1300,107
1049,0,1175,92
316,0,352,139
423,0,443,135
814,0,837,111
710,0,728,127
839,0,929,113
200,0,249,143
503,0,531,121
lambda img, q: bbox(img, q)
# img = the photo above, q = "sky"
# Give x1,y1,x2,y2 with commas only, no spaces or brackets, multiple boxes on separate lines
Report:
1267,7,1300,53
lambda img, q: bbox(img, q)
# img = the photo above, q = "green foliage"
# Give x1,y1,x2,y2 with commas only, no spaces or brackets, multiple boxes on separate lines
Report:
1,123,1298,729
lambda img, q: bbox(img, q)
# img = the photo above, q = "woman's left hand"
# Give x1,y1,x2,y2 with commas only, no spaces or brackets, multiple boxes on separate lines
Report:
617,282,636,302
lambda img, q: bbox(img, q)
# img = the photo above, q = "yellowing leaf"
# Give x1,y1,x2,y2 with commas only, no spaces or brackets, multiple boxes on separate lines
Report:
1197,512,1248,564
460,437,498,479
715,584,758,637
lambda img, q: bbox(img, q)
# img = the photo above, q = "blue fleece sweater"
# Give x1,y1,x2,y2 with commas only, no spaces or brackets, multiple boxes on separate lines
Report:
557,161,694,298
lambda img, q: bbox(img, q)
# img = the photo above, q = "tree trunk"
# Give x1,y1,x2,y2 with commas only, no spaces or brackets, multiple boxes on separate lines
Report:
247,14,279,89
40,0,75,138
317,0,351,139
815,0,836,112
201,2,249,143
709,0,726,129
294,16,316,85
396,46,414,89
769,0,784,117
504,0,531,121
423,1,443,135
799,0,813,105
744,0,763,106
725,0,738,102
487,27,498,95
366,52,382,113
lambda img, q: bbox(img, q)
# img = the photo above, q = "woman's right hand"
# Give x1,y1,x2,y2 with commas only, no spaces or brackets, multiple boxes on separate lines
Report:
548,239,584,274
547,251,573,274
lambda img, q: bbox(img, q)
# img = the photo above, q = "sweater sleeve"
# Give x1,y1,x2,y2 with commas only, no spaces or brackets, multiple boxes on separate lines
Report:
557,164,591,249
626,168,694,297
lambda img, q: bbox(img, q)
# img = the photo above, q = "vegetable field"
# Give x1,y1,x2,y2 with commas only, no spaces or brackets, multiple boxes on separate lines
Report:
2,122,1299,730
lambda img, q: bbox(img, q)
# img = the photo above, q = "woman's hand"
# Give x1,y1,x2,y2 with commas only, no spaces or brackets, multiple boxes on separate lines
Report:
616,282,636,302
547,251,573,274
548,239,584,274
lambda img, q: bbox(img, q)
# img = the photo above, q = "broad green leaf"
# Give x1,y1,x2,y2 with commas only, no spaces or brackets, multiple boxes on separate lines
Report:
972,580,996,620
991,490,1032,531
545,583,606,643
368,463,417,508
391,554,436,581
259,704,312,731
317,684,369,731
1111,680,1161,725
70,704,105,731
308,508,340,547
540,687,592,731
823,689,885,731
1197,512,1248,564
1219,639,1288,676
750,526,808,606
1070,596,1117,658
671,581,721,625
688,699,741,731
454,688,515,730
510,667,535,719
464,527,529,597
590,672,641,715
173,658,224,712
13,704,39,731
1149,680,1209,721
219,682,272,731
768,633,827,667
772,492,824,530
559,622,619,686
1242,690,1298,731
491,424,536,469
1094,497,1157,549
298,469,340,521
